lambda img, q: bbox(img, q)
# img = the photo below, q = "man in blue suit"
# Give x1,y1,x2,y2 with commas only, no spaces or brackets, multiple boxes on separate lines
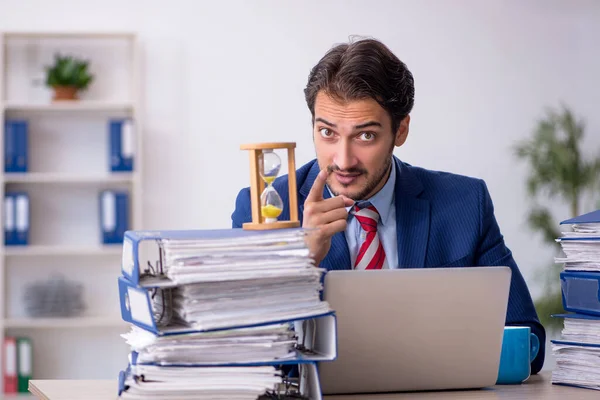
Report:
232,38,545,373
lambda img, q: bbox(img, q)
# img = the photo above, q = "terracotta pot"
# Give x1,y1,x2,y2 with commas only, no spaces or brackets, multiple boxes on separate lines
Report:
52,86,79,101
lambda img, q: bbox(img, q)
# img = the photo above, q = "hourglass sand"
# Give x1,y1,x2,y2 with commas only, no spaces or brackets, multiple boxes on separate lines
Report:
240,142,300,230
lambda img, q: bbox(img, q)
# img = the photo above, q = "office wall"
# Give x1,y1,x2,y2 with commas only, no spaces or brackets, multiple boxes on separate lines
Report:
1,0,599,300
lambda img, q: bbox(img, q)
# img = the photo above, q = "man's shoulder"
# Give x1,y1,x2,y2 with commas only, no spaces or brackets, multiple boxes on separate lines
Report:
403,162,486,197
400,162,488,211
401,162,493,249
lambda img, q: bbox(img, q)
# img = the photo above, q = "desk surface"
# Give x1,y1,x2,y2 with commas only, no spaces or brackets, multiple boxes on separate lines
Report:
28,372,597,400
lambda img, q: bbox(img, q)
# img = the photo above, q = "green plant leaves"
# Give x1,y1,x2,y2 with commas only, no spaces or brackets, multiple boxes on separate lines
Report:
45,53,94,90
513,105,596,210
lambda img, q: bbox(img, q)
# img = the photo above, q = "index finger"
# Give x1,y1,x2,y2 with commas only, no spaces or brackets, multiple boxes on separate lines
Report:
306,169,329,203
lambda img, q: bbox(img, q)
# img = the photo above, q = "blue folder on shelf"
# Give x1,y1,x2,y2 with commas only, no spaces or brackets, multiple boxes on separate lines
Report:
4,193,15,246
109,119,135,172
4,119,28,173
99,190,129,244
4,192,29,246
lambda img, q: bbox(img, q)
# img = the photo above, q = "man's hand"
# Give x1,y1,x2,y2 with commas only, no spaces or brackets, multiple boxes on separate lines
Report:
303,169,354,266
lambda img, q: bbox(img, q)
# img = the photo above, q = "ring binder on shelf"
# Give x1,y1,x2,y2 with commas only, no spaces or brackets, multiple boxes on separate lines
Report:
4,192,29,246
109,119,135,172
100,190,129,244
4,119,28,173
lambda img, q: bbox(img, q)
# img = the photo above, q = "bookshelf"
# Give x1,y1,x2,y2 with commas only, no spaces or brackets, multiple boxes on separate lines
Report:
3,101,134,113
3,317,128,329
2,173,134,184
0,31,143,392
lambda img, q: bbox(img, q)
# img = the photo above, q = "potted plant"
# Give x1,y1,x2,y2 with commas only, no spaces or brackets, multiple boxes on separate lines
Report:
45,53,94,101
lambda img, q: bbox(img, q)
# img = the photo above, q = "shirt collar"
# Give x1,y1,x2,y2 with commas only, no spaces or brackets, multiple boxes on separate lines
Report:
326,159,396,226
363,161,395,226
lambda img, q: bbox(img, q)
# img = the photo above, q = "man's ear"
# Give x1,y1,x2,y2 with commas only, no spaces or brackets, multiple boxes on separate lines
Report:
395,115,410,147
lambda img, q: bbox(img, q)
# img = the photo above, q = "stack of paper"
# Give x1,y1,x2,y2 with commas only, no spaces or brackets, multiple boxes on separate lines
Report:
552,210,600,390
121,366,282,400
556,213,600,272
122,324,297,365
168,275,328,331
552,315,600,391
117,227,336,400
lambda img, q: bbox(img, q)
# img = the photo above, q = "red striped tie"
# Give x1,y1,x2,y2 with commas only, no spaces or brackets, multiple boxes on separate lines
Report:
352,203,386,270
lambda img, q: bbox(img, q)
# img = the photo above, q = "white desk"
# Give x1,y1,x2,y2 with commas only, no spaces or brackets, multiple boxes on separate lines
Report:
28,372,598,399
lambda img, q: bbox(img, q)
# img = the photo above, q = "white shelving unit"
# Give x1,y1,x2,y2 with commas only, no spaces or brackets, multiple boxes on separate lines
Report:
3,101,134,113
2,172,134,184
0,31,143,390
3,245,123,257
3,317,129,330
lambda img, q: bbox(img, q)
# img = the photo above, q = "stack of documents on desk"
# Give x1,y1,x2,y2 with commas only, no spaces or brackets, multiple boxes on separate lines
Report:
168,273,328,331
117,227,336,400
552,315,600,390
121,366,282,400
556,210,600,272
122,323,297,365
555,210,600,317
161,228,317,284
552,210,600,391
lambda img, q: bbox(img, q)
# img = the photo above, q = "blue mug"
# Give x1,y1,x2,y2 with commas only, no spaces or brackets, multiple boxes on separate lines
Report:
496,326,540,384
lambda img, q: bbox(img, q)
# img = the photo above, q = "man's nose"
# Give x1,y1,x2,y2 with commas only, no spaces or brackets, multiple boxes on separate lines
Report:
333,141,357,171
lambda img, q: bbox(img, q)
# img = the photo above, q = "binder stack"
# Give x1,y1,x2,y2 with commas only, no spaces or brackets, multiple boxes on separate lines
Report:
551,210,600,390
117,227,337,399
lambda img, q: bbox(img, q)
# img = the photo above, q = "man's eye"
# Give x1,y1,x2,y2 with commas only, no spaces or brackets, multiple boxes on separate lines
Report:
319,128,333,138
359,132,375,141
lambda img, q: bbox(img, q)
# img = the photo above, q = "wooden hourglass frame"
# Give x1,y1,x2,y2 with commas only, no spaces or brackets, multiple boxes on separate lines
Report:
240,142,300,230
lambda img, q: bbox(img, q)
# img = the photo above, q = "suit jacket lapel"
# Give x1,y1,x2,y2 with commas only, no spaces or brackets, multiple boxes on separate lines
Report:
299,163,352,271
393,157,431,269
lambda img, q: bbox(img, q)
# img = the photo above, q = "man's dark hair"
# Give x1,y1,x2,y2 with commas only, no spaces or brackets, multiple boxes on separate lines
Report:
304,38,415,134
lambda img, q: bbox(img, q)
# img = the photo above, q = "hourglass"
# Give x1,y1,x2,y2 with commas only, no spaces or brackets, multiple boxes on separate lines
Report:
240,142,300,230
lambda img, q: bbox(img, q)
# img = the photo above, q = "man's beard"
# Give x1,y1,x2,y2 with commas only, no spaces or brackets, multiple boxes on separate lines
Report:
328,156,393,201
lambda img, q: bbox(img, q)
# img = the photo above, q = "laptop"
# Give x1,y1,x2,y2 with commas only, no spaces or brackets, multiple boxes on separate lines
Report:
318,267,511,394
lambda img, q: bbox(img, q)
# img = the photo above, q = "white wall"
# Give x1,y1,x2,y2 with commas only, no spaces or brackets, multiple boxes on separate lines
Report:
2,0,600,345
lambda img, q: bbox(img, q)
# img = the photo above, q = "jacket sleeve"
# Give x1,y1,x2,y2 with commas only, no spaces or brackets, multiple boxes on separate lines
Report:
231,187,253,228
475,180,546,375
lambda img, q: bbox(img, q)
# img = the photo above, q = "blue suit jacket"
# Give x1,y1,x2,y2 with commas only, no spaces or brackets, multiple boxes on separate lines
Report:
232,156,546,374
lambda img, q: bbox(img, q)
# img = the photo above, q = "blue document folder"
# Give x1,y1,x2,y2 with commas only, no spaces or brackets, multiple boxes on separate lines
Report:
560,272,600,317
561,209,600,225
